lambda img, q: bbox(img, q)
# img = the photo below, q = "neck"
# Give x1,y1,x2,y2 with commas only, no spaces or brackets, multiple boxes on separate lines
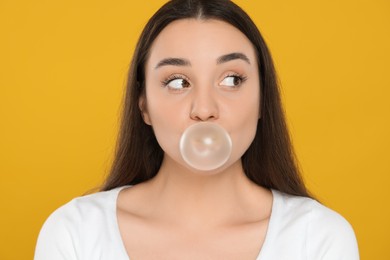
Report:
141,156,270,229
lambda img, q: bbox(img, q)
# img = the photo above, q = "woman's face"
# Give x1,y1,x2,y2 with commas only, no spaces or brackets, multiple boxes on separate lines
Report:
142,18,260,173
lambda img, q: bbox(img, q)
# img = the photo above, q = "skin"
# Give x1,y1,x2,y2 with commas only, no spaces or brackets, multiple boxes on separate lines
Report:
117,19,273,259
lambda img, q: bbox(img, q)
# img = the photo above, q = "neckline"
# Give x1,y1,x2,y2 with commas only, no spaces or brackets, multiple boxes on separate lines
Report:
112,186,278,260
255,189,278,259
112,186,133,259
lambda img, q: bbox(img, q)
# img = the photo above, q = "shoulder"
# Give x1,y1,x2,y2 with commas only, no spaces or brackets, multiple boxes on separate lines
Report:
306,197,359,259
271,190,359,259
34,186,127,259
45,186,124,224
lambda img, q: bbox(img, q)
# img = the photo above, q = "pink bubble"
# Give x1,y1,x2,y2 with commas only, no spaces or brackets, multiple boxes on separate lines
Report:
179,122,232,171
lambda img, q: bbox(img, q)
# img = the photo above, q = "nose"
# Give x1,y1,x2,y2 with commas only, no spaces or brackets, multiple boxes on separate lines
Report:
190,88,219,121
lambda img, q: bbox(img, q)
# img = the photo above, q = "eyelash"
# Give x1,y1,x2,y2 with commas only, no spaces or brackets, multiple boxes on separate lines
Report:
161,74,189,88
222,73,248,87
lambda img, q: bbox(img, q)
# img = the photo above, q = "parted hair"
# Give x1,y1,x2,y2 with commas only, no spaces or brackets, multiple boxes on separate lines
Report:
101,0,310,198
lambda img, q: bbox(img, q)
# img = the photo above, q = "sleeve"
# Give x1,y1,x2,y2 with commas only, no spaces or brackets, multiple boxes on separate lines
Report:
34,202,80,260
307,202,360,260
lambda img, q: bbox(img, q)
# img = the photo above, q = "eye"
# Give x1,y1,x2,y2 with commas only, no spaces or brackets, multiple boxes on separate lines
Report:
162,75,190,91
220,74,246,88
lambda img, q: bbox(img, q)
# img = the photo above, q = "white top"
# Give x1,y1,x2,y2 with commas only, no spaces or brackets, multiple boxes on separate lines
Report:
34,186,359,259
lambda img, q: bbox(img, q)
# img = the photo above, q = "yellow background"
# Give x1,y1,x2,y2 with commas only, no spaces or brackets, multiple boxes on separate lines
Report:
1,0,389,259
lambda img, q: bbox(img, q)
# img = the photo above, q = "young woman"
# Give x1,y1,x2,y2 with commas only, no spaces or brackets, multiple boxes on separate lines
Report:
35,0,359,259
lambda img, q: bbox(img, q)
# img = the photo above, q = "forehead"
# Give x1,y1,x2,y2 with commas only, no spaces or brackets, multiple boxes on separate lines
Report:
147,18,257,66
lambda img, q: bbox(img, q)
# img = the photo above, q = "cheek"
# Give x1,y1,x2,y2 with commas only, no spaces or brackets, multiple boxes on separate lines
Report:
146,90,188,130
145,92,188,158
228,89,260,157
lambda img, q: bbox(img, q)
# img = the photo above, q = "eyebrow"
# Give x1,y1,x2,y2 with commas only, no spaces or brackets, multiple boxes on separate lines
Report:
154,52,251,69
216,52,251,65
155,58,191,69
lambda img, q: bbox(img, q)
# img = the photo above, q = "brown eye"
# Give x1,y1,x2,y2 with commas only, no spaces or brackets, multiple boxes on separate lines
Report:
165,78,190,90
220,75,244,88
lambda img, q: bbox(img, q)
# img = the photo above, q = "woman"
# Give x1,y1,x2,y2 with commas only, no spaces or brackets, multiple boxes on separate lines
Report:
35,0,359,259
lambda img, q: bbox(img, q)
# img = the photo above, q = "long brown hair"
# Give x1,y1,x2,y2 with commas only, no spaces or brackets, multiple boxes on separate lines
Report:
101,0,311,197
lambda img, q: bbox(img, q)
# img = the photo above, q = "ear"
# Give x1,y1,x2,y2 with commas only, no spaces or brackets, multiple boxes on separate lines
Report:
258,106,262,119
258,91,262,119
139,95,152,125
